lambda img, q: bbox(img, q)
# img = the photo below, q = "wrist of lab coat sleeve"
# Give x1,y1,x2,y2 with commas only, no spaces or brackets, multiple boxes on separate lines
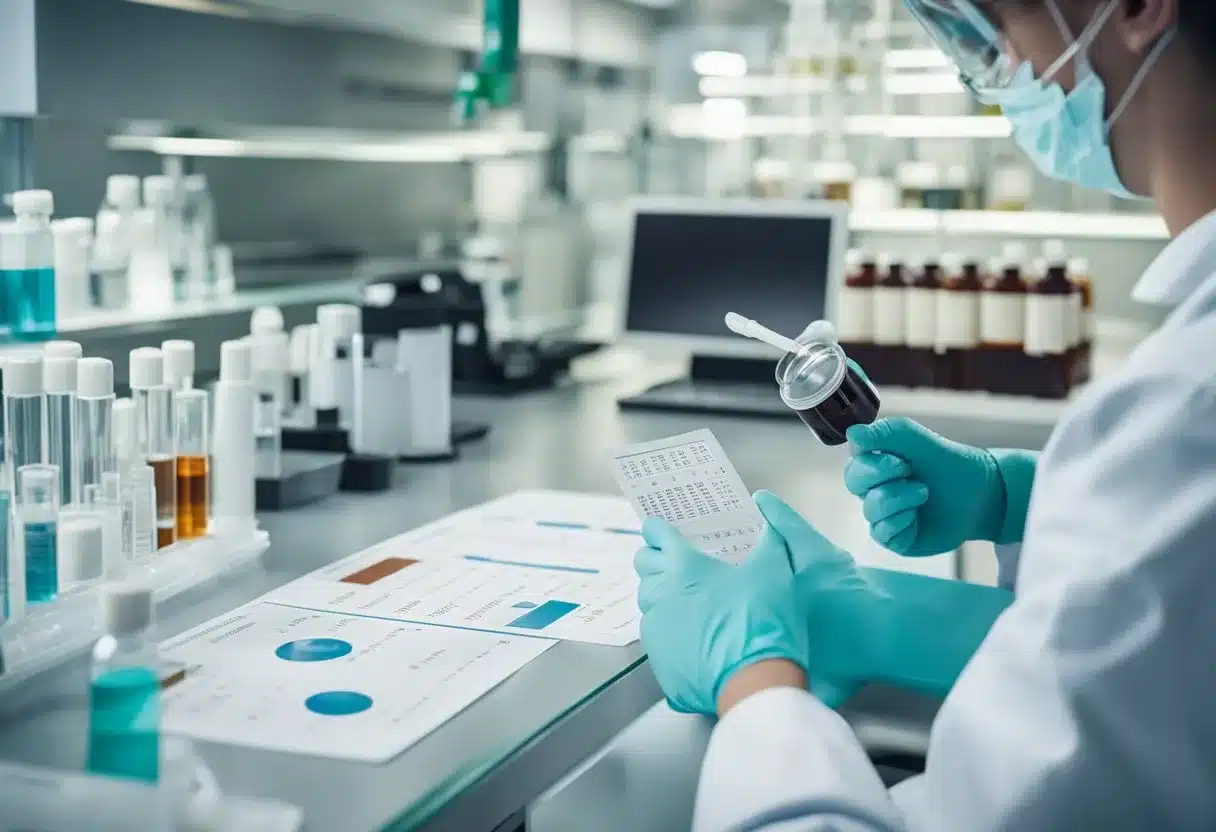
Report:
695,688,902,832
989,450,1038,545
994,543,1023,592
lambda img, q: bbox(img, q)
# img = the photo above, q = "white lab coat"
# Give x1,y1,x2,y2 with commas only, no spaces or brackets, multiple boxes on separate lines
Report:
695,208,1216,832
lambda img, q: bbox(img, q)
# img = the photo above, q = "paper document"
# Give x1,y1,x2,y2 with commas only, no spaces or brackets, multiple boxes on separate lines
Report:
160,601,553,763
611,429,763,563
267,491,644,646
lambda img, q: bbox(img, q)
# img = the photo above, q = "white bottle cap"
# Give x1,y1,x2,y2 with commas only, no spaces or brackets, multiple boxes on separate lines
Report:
290,324,318,376
129,347,164,388
161,340,195,386
940,251,964,274
252,332,290,374
250,305,284,336
101,580,154,636
44,340,84,360
1068,256,1091,277
844,249,863,270
51,217,93,239
43,356,78,394
184,173,208,192
59,514,105,584
876,252,892,271
4,357,43,396
106,175,141,210
336,304,362,338
1002,241,1028,268
114,398,136,462
220,338,253,383
77,357,115,398
12,189,54,216
142,175,174,205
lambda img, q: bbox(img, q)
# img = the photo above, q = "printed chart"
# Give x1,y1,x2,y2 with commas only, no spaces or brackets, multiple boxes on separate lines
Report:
160,602,553,762
611,430,763,563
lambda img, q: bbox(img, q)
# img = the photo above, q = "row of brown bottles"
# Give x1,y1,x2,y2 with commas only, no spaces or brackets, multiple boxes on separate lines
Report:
835,242,1093,398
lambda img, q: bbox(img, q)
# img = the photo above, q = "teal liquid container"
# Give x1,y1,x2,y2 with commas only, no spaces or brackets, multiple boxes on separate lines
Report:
87,581,161,783
3,190,59,342
17,464,59,605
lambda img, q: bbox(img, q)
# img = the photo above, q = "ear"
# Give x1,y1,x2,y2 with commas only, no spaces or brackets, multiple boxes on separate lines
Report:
1116,0,1177,56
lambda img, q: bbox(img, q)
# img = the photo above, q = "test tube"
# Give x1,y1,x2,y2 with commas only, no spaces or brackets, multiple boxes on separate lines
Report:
174,389,209,540
19,464,60,604
0,491,13,625
252,334,285,479
85,475,125,574
162,339,194,391
129,348,175,549
4,358,44,492
44,356,78,506
75,358,116,501
212,339,255,535
114,398,156,562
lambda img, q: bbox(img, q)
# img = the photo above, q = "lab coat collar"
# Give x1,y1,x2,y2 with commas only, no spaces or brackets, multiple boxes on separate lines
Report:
1132,208,1216,306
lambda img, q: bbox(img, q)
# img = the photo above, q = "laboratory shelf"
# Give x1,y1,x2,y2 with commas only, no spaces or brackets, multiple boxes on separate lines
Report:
850,208,1169,241
0,529,270,696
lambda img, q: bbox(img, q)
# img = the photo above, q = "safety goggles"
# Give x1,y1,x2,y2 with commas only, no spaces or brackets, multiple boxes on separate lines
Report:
902,0,1018,100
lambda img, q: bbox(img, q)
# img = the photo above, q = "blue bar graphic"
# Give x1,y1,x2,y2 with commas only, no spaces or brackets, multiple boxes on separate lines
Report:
507,600,580,630
464,554,600,575
536,521,591,530
605,527,643,536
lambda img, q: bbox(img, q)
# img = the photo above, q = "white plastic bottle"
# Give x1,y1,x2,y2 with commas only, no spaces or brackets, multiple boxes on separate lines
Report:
93,175,141,309
182,174,216,297
51,217,94,318
980,243,1028,349
872,254,907,347
212,339,256,536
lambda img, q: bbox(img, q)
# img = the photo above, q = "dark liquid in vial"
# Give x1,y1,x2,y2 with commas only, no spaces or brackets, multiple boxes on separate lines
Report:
794,364,881,446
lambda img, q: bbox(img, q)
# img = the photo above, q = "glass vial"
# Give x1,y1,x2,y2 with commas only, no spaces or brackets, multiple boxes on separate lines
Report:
161,339,194,391
252,334,286,480
88,580,161,784
44,356,78,506
75,358,117,502
86,476,126,575
19,464,60,604
114,397,157,562
174,389,209,540
5,189,58,341
129,348,175,549
4,357,44,492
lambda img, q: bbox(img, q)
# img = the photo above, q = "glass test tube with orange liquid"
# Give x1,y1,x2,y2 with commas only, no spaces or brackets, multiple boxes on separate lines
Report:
129,348,176,549
174,389,209,540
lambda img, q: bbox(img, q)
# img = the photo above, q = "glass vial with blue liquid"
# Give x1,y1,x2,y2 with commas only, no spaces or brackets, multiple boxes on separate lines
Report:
88,580,160,783
18,464,60,604
2,190,58,341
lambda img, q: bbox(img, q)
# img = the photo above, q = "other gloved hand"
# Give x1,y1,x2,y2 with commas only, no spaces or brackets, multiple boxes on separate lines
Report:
635,516,809,716
757,490,1014,701
754,490,894,708
843,418,1035,557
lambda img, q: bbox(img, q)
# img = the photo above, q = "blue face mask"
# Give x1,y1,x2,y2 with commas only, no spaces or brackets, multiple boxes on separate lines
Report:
990,0,1175,199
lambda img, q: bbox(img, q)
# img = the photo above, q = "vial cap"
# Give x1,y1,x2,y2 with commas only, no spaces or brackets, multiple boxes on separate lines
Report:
940,251,964,274
318,303,361,340
101,580,154,636
142,175,173,205
129,347,164,388
252,332,290,374
59,515,105,583
51,217,93,239
184,173,208,192
106,175,141,209
43,356,78,394
77,357,114,398
4,357,43,396
44,340,84,360
11,189,54,216
113,398,137,461
844,249,863,269
220,338,253,383
1068,257,1090,276
161,339,195,384
250,305,285,336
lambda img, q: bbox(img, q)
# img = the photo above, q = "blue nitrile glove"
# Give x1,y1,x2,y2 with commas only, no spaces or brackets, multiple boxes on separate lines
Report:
756,490,1014,701
843,418,1037,557
635,516,809,716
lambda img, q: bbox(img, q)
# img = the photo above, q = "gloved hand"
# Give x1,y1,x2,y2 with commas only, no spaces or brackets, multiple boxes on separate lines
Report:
757,490,1014,701
635,515,809,716
754,490,894,708
843,418,1036,557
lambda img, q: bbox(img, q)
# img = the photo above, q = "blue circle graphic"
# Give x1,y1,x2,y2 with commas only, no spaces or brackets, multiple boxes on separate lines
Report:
275,638,353,662
305,691,373,716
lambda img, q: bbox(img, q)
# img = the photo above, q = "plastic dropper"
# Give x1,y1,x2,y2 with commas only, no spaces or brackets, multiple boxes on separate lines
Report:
724,313,804,355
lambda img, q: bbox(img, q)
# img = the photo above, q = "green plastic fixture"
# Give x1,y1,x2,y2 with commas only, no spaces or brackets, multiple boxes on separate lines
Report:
455,0,521,124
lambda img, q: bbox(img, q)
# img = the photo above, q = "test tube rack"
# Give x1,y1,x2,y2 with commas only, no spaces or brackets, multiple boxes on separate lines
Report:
0,529,270,696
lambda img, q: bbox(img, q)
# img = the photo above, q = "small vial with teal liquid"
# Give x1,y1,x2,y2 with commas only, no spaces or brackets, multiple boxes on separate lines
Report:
88,580,160,783
18,464,60,604
1,190,58,341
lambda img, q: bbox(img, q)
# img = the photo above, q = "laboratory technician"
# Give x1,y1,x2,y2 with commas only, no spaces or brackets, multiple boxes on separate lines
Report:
634,1,1216,830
